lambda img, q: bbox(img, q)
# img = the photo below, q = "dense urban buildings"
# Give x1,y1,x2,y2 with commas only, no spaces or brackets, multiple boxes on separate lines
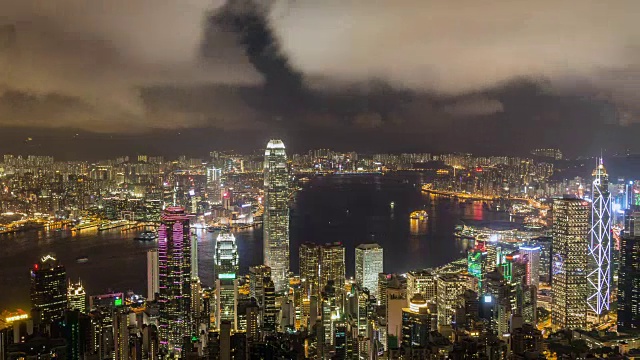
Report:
3,147,640,359
262,140,290,292
551,197,589,330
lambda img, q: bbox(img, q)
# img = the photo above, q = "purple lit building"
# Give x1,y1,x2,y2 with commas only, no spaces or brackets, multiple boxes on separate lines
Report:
157,206,192,356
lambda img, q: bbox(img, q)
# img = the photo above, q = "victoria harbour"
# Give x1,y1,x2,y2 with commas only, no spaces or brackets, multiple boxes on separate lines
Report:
0,174,507,311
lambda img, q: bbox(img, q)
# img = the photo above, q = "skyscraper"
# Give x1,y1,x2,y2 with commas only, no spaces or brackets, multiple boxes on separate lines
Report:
617,210,640,331
519,244,541,289
215,233,239,278
157,206,192,355
355,243,384,298
588,160,612,318
147,249,159,301
436,274,468,328
551,197,588,329
263,139,290,292
215,233,239,330
300,243,320,299
30,254,67,326
320,243,346,293
249,265,271,306
67,279,87,313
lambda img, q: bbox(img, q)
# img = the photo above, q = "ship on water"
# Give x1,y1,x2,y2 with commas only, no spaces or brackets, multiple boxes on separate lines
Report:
134,230,157,241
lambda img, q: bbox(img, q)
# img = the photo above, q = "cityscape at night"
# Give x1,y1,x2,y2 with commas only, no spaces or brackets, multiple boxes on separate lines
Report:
2,1,640,359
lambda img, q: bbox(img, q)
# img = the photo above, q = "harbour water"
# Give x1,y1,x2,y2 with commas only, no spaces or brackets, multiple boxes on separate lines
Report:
0,174,508,310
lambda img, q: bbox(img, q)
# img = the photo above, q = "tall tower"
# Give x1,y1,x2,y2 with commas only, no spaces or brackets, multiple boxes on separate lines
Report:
587,159,612,318
355,243,384,298
300,243,321,300
551,197,588,329
30,254,67,326
157,206,192,355
617,210,640,331
147,249,159,301
320,243,346,294
215,233,239,330
263,139,290,292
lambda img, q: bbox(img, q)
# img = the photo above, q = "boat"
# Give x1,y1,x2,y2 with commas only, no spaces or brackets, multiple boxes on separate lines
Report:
454,225,475,239
135,231,158,241
410,210,428,221
76,256,89,264
390,201,395,209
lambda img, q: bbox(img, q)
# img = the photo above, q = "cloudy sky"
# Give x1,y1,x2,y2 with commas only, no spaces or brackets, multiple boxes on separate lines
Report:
0,0,639,158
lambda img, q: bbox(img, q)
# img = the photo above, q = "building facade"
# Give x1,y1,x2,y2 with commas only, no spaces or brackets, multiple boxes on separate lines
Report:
263,140,290,292
355,243,384,298
551,197,588,329
618,210,640,331
30,254,67,326
157,206,192,355
587,160,612,318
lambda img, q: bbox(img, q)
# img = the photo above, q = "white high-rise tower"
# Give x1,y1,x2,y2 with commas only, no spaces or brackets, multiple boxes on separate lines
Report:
263,140,290,292
587,159,612,319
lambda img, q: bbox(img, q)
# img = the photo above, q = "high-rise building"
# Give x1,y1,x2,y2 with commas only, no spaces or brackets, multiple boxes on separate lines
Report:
249,265,271,306
618,210,640,331
355,243,384,298
300,243,320,300
519,244,541,289
551,197,588,329
401,294,432,353
587,160,612,318
30,254,67,326
263,139,290,292
262,277,277,332
320,243,345,293
406,270,438,303
215,233,239,330
300,242,345,301
215,233,239,278
67,280,87,313
436,274,468,328
147,249,159,301
157,206,192,355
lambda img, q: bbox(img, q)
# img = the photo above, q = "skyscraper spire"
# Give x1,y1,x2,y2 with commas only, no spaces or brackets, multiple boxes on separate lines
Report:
588,158,612,320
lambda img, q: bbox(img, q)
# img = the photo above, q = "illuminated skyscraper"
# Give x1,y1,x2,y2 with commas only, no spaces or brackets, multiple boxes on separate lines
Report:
587,160,612,318
299,242,345,300
263,139,290,292
355,243,384,298
300,243,320,299
215,233,239,330
67,279,87,313
215,233,239,278
436,274,468,328
30,254,67,326
320,243,346,294
551,197,588,329
157,206,192,355
617,210,640,331
147,249,159,301
519,244,541,289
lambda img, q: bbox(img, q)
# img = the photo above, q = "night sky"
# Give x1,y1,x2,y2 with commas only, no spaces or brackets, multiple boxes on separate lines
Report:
1,0,639,159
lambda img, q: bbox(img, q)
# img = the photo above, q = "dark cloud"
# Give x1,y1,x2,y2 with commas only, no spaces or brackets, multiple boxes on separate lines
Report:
0,0,639,154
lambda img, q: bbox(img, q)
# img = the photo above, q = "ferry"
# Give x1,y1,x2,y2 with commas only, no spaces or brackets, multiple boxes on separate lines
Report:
410,210,428,221
134,231,158,241
454,225,475,239
76,256,89,264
